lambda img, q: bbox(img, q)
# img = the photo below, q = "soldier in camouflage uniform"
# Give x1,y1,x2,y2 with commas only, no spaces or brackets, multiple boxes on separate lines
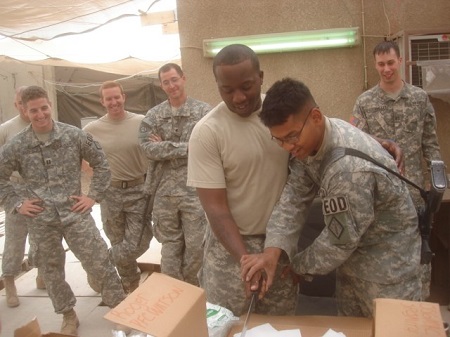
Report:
0,86,125,335
1,86,46,308
241,78,422,318
351,41,442,300
139,63,210,286
83,81,153,294
187,45,298,316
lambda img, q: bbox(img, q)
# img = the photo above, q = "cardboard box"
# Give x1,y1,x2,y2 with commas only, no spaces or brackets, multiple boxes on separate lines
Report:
104,273,446,337
105,272,208,337
229,298,447,337
227,314,372,337
374,298,446,337
14,318,72,337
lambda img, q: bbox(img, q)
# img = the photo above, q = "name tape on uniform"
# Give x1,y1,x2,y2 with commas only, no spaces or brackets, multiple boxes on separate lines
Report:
322,196,349,215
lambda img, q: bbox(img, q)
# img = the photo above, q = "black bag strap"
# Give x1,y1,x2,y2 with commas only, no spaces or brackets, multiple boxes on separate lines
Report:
319,147,427,201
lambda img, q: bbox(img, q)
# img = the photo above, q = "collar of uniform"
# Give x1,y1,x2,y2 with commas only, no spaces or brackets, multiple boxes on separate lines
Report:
27,120,57,148
398,81,413,99
164,97,193,118
306,116,332,166
375,81,411,102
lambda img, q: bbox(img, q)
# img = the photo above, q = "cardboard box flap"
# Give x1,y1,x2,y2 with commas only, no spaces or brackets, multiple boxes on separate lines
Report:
374,298,446,337
14,318,42,337
13,318,71,337
105,272,208,337
228,314,372,337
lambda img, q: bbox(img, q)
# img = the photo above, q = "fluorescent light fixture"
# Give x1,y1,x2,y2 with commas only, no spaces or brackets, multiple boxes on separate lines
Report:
203,27,360,57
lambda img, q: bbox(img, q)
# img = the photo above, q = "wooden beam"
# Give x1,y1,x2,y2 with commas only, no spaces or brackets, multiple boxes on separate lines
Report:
140,10,175,26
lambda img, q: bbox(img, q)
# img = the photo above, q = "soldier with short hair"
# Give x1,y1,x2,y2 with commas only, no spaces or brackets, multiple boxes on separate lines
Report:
84,80,153,294
140,63,210,286
351,40,442,300
1,86,46,308
187,45,298,316
241,78,422,318
0,85,126,335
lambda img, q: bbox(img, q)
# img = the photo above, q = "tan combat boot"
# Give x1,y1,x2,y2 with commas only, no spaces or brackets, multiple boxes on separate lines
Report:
35,273,46,290
3,276,19,308
61,308,80,336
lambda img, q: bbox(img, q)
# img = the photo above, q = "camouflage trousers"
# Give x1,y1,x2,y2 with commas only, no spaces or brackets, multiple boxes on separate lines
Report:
153,194,206,286
335,270,422,317
200,226,298,317
2,211,28,276
420,262,431,300
418,205,431,301
100,184,153,289
28,210,125,314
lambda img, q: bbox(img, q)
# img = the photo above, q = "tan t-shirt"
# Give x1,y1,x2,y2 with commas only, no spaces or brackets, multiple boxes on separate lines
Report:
0,115,29,146
0,115,30,181
187,100,289,235
83,111,148,181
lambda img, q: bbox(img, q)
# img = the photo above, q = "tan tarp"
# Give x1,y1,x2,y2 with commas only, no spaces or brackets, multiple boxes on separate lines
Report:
54,67,167,127
0,0,180,75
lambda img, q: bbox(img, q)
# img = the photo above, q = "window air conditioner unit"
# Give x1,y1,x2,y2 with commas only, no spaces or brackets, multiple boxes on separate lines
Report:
393,31,450,87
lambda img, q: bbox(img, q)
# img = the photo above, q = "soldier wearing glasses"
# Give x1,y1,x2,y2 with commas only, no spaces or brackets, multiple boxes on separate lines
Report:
139,63,211,286
241,78,422,318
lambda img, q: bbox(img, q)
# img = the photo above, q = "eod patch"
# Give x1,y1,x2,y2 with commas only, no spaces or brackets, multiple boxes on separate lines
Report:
322,195,349,215
322,195,352,243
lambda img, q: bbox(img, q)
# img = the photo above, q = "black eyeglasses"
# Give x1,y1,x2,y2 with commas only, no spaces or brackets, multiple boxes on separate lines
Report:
271,106,316,146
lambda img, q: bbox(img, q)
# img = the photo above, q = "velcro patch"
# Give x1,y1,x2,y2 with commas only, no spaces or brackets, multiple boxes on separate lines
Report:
328,217,344,239
322,196,349,215
140,125,148,133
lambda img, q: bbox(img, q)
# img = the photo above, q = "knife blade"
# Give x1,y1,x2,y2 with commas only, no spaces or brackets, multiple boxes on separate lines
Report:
240,277,263,337
240,290,257,337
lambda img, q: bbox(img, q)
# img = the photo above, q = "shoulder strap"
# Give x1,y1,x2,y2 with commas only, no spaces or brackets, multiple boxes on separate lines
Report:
318,147,346,179
319,147,427,200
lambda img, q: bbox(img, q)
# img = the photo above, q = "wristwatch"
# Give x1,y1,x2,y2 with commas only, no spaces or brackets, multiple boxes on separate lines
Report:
15,201,23,213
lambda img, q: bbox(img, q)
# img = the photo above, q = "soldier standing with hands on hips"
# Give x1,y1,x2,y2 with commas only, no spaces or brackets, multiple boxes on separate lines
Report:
0,86,46,308
0,86,126,335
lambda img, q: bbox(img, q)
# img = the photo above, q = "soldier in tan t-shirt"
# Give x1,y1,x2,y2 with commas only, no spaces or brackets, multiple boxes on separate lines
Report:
83,81,152,294
187,45,297,316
